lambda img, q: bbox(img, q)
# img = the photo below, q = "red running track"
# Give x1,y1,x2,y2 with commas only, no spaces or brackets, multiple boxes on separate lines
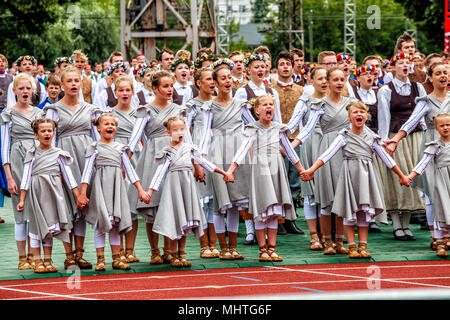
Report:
1,260,450,300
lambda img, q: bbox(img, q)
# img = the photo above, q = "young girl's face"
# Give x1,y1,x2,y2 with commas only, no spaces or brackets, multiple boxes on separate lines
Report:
143,71,153,89
174,63,189,84
394,59,410,77
198,70,215,95
35,122,54,147
62,72,81,96
312,69,328,94
328,69,345,94
358,71,375,90
115,82,133,105
435,116,450,138
255,96,275,122
13,80,33,104
214,68,232,94
430,65,448,90
97,116,117,140
338,59,350,77
348,107,368,129
154,76,174,101
111,67,127,80
168,119,185,144
19,60,34,75
248,60,266,82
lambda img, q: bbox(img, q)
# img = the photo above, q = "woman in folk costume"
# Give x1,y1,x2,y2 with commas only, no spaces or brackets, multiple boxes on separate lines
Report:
171,58,196,105
184,67,220,258
302,102,409,259
127,70,189,264
148,117,233,267
377,53,427,241
289,66,327,250
134,64,158,105
406,113,450,257
291,67,357,255
78,113,149,271
43,66,104,270
198,60,250,260
227,94,305,262
1,73,43,270
17,118,81,273
388,62,450,248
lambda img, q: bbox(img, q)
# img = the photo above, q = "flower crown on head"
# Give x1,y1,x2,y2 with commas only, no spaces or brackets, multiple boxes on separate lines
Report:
107,62,128,76
354,65,376,77
194,54,218,69
336,54,351,63
300,63,318,75
15,55,37,66
133,63,147,75
54,56,74,67
390,52,413,65
170,58,193,72
209,58,235,71
243,54,267,68
137,63,158,78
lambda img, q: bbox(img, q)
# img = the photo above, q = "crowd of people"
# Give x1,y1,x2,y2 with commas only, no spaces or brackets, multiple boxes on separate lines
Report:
0,30,449,274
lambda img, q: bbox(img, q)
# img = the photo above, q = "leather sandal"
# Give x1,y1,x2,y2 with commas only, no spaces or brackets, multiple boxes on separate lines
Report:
75,249,92,269
43,258,58,273
150,248,163,264
209,246,220,258
309,232,323,251
125,248,140,263
64,252,77,270
267,245,283,262
27,254,35,269
95,255,107,271
34,259,47,273
200,246,216,258
167,250,182,268
431,238,437,251
335,242,349,254
259,246,272,262
358,243,371,258
112,254,131,270
18,256,34,270
219,248,233,260
348,244,361,259
228,247,244,260
436,240,448,258
444,237,450,249
162,249,174,264
323,241,337,255
178,250,191,267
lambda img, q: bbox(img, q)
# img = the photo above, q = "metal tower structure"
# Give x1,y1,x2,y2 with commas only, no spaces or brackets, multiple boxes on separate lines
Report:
120,0,217,61
344,0,356,59
216,0,230,56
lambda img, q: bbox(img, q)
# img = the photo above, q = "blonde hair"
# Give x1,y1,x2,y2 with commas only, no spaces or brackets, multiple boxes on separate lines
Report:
114,76,134,93
60,66,81,83
71,49,88,62
248,93,275,110
163,116,185,130
13,72,35,90
175,50,191,60
346,101,371,121
31,118,57,134
92,112,118,127
434,113,450,126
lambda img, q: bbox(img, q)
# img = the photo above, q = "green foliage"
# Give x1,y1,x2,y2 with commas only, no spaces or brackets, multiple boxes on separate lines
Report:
251,0,272,23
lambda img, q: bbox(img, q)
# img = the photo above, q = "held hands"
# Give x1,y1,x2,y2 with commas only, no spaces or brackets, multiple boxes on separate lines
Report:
300,168,314,181
139,189,151,204
382,140,398,157
399,174,412,187
194,165,206,184
223,171,235,183
76,194,89,210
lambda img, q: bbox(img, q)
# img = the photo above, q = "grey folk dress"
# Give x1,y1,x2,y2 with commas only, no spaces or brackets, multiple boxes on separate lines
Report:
1,106,42,223
233,121,298,222
127,103,187,222
321,129,393,224
82,141,138,234
43,101,103,221
21,146,76,244
199,99,250,215
413,140,450,228
150,143,217,240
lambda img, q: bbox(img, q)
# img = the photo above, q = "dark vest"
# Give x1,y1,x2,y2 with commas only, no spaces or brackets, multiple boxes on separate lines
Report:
387,81,421,134
173,84,200,105
351,84,379,133
31,79,42,107
0,74,13,109
106,86,118,108
136,91,147,105
243,84,274,120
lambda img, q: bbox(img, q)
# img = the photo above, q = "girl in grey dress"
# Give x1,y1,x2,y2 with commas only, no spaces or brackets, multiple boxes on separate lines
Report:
293,68,355,255
184,68,219,258
227,94,305,262
17,118,80,273
389,63,450,247
78,113,149,271
148,117,233,267
43,66,102,270
302,102,409,259
127,71,188,264
407,113,450,257
1,73,43,270
199,64,250,260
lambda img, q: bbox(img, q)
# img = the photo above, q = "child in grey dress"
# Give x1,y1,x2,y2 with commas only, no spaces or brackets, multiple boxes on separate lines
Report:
148,117,233,267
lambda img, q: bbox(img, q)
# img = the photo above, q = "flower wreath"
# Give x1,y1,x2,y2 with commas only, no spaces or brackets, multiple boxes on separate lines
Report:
209,58,235,71
107,62,128,76
300,63,318,75
137,63,158,78
170,58,193,72
390,52,413,65
336,54,352,63
54,56,74,67
353,65,376,77
194,54,218,69
243,54,267,68
15,55,37,66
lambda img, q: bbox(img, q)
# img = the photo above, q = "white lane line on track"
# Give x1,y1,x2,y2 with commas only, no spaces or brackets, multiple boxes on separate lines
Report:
0,285,98,300
2,261,449,289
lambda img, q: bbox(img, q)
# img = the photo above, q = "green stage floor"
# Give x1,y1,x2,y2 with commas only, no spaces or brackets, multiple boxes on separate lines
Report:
0,197,441,281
